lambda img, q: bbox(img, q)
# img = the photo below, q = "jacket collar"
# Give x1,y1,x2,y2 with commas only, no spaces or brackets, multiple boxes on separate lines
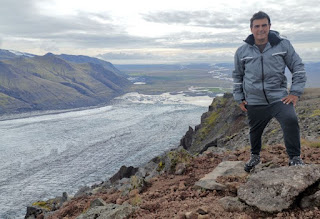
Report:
244,30,282,47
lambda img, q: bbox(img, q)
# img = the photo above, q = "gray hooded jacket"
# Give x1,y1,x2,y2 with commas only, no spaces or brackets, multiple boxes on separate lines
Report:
232,30,306,105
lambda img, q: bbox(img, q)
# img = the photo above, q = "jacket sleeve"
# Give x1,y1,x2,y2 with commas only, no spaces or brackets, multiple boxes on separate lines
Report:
283,40,307,96
232,48,245,103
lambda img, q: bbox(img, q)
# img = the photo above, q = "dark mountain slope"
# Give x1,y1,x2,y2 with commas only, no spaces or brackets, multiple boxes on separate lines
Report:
0,54,131,114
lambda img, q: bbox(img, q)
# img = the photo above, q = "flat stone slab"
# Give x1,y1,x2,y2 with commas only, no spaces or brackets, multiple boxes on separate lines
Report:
76,203,137,219
195,161,246,190
238,164,320,213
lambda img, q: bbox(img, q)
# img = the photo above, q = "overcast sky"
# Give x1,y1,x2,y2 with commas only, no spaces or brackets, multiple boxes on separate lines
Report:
0,0,319,64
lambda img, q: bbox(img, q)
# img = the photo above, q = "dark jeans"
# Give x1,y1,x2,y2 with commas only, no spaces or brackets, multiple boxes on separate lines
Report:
246,101,301,158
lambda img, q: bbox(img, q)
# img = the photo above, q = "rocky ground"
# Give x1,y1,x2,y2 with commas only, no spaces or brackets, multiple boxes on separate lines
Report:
29,143,320,219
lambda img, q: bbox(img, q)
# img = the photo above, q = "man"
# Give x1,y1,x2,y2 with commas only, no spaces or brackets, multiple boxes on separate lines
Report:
232,11,307,172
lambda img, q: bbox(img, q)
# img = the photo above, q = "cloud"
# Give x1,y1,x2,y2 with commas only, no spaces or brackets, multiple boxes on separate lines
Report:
294,46,320,62
142,10,249,29
96,48,236,64
97,52,161,60
40,40,60,52
157,31,244,49
0,11,118,39
0,0,319,64
0,0,125,44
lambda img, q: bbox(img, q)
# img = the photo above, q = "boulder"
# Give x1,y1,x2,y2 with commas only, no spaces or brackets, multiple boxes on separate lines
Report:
300,190,320,209
175,163,186,175
185,211,198,219
238,164,320,212
218,196,248,212
161,149,193,174
59,192,70,207
25,206,43,219
74,186,92,198
109,165,139,183
130,175,147,192
196,206,209,215
135,158,160,180
194,161,246,191
76,203,137,219
90,198,107,208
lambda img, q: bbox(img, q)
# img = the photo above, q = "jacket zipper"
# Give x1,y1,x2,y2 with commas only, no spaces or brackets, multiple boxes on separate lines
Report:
261,56,270,104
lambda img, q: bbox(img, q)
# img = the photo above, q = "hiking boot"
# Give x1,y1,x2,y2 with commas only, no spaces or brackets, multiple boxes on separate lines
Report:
289,156,305,166
244,154,260,173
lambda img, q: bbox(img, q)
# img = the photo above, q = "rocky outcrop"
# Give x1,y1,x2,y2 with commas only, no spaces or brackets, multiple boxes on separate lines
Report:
238,164,320,212
181,88,320,155
181,93,248,154
90,198,107,208
25,192,71,218
180,126,194,150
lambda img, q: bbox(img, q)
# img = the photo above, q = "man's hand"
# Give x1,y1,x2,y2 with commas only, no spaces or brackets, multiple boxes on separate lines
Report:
239,100,248,112
281,95,299,106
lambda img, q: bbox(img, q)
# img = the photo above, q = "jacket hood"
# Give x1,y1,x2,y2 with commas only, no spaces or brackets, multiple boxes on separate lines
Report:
244,30,282,47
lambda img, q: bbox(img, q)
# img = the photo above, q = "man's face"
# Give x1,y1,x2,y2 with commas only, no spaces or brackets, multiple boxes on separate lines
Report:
251,18,271,43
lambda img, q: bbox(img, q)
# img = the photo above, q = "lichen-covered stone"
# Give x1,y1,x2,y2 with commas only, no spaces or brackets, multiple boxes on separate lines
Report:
238,164,320,212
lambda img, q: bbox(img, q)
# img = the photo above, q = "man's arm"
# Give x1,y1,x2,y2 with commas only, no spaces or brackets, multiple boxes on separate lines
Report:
232,49,247,111
283,40,307,100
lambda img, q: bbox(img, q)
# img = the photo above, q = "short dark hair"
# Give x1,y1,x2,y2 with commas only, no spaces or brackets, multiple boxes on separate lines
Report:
250,11,271,28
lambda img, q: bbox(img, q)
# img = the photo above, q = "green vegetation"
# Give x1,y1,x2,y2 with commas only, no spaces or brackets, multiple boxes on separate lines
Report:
157,149,193,173
270,128,279,135
197,97,230,141
130,175,145,191
225,133,237,140
130,194,142,206
167,149,193,172
301,138,320,148
32,201,51,211
310,142,320,148
157,161,165,172
198,110,221,141
0,93,11,105
311,109,320,117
